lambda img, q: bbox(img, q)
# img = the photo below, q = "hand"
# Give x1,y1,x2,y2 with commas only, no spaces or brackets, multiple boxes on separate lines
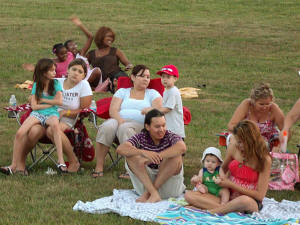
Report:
141,107,152,115
215,177,231,188
141,150,162,164
213,176,221,184
70,16,82,26
59,110,67,119
117,118,125,125
125,63,133,71
195,183,208,194
191,175,201,185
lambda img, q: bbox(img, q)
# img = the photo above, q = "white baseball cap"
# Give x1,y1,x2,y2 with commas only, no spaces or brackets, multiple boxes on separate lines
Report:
201,147,223,163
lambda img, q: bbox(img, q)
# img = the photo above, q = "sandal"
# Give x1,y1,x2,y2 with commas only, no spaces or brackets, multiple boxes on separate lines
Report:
118,172,130,180
91,170,104,178
0,166,14,176
15,169,29,176
57,164,68,174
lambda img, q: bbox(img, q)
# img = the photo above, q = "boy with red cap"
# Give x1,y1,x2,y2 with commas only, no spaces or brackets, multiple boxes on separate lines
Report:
142,65,185,138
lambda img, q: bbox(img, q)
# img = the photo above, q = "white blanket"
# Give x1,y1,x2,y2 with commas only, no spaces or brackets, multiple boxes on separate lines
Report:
73,189,300,222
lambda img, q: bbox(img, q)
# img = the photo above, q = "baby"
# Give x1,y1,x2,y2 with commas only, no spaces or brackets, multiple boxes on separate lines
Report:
191,147,230,204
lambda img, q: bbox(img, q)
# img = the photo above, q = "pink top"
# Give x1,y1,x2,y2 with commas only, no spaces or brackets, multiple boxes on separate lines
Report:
55,52,74,78
228,159,258,200
246,110,278,143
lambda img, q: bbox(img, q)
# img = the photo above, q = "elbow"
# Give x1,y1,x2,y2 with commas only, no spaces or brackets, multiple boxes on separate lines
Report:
180,142,187,154
31,105,38,111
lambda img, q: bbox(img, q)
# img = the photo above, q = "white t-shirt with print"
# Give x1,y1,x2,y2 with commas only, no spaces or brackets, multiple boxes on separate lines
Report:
56,78,93,111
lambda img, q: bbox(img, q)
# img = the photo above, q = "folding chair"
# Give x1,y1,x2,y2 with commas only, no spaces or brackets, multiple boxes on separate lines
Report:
216,131,280,151
4,104,95,171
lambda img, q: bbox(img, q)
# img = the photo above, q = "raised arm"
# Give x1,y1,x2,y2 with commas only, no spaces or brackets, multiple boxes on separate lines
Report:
227,99,250,132
280,98,300,141
71,16,93,56
116,49,133,71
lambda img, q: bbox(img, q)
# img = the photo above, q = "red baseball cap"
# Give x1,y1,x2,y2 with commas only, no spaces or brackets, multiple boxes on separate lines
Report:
156,65,179,78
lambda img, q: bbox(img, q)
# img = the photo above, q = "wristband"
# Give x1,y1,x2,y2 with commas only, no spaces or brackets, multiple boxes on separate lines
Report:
66,110,71,116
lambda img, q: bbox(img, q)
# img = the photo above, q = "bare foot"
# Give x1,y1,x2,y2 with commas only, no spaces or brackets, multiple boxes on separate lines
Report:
136,191,150,203
146,192,161,203
68,162,80,173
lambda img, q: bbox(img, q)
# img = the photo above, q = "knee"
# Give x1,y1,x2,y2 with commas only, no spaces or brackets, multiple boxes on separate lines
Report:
28,126,44,141
15,129,25,139
94,67,102,76
184,191,195,203
238,195,255,206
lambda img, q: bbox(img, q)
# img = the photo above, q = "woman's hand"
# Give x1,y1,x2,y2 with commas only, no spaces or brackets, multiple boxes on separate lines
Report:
214,176,231,188
117,118,125,125
59,110,67,119
125,63,133,71
141,107,153,115
70,16,82,26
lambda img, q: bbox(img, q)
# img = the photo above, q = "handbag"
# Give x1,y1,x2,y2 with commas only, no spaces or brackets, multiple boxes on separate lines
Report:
269,152,299,190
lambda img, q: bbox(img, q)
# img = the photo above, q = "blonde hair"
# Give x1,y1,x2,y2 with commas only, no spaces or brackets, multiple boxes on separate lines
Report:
233,120,269,172
250,83,274,103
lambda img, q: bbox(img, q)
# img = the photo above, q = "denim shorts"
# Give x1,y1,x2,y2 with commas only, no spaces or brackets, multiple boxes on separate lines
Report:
30,111,58,127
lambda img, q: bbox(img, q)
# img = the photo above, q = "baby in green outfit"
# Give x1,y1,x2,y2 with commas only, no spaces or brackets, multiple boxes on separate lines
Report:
191,147,230,205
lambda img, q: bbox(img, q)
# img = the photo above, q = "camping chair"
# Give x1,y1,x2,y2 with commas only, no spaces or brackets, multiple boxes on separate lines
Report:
4,104,95,172
216,131,280,151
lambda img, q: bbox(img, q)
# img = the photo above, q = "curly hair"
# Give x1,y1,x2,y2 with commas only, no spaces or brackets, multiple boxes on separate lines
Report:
250,82,274,103
233,120,270,172
94,26,115,49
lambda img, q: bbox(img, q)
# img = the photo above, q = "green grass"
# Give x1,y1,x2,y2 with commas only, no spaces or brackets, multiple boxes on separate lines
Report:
0,0,300,224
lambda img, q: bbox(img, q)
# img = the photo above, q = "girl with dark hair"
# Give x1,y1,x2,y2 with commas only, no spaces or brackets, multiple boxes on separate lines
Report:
1,58,67,174
185,120,272,214
87,26,133,93
52,43,75,78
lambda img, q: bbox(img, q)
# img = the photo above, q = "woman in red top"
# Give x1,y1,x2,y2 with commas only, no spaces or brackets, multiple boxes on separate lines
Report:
185,120,271,214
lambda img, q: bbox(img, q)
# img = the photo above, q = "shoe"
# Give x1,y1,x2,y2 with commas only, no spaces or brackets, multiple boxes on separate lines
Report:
91,170,104,178
0,166,14,176
118,172,130,180
57,164,68,174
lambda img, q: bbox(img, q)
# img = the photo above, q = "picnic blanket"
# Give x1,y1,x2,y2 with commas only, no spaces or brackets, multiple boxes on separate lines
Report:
73,189,300,224
156,204,299,225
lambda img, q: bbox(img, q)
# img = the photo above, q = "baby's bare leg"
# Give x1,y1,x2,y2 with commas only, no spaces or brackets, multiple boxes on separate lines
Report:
219,188,230,204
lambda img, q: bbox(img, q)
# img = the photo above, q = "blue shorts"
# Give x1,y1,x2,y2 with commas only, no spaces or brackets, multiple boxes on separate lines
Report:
30,111,58,127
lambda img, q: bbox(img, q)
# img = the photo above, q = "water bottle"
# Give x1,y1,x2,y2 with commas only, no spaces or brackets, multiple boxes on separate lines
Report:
281,130,288,153
8,95,17,118
90,100,97,112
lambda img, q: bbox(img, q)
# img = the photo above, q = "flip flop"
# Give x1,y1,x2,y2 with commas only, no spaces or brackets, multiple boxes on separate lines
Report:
118,172,130,180
57,164,68,174
91,171,104,178
0,166,14,176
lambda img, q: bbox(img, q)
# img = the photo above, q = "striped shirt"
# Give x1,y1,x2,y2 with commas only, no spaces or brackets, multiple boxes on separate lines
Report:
128,129,182,169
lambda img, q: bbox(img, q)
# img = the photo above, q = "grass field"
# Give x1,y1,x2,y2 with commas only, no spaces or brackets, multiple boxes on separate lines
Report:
0,0,300,224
